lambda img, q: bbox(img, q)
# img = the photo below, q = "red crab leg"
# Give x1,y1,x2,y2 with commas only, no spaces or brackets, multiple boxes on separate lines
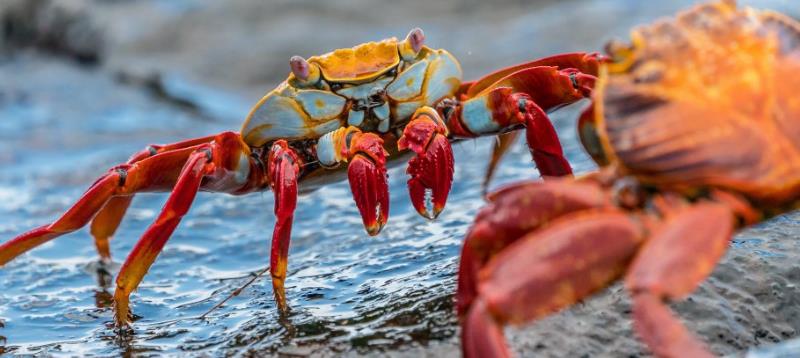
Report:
114,132,261,324
266,140,302,312
456,178,613,316
625,202,735,358
0,145,204,266
445,54,601,180
114,147,215,324
464,210,645,357
89,135,219,260
462,52,603,98
398,107,454,219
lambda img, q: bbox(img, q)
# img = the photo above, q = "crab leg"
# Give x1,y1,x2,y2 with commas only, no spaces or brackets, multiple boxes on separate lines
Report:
625,202,735,358
266,140,302,312
317,127,389,235
461,53,602,98
0,145,204,266
89,135,219,261
445,53,601,181
114,147,216,324
0,132,265,324
456,179,614,316
464,210,645,357
113,132,261,324
398,107,454,219
482,131,519,196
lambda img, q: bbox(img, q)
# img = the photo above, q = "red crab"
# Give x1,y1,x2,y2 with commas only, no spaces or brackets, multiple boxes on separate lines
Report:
0,28,602,324
456,1,800,357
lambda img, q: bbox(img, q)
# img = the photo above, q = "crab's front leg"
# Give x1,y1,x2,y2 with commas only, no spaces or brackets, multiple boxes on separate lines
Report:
265,140,303,312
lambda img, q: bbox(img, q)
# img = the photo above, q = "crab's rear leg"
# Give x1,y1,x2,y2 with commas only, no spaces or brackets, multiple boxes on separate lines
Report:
482,131,519,197
113,132,263,324
398,107,454,219
90,135,219,261
114,147,216,324
625,202,737,358
456,178,614,317
0,144,205,266
464,210,645,357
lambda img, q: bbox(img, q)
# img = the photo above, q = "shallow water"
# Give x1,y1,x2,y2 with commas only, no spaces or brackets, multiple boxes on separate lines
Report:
1,0,799,356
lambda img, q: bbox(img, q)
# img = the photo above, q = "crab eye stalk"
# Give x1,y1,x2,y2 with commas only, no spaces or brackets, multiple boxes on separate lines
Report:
399,27,425,62
289,55,321,86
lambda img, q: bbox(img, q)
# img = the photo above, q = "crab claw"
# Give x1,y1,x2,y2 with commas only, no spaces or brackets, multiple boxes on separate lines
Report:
399,107,454,219
346,133,389,236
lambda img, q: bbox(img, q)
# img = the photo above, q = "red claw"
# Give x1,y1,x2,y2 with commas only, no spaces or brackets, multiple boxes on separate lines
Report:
400,108,454,220
346,133,389,236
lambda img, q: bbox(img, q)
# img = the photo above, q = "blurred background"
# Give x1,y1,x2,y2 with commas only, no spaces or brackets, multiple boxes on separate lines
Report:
0,0,799,356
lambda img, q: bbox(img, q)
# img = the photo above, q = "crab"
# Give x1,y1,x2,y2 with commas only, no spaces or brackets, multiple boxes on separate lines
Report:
0,27,603,325
456,1,800,357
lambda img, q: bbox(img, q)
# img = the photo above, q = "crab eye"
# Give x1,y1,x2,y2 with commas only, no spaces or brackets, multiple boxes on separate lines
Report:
400,27,425,61
289,55,321,85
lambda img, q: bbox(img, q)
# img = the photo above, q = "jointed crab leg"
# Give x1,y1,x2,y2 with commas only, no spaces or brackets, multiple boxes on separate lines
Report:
266,140,302,312
114,146,216,324
112,132,264,324
455,179,614,316
0,132,267,323
398,107,455,219
464,210,645,357
626,203,734,358
446,53,602,183
0,145,204,266
90,135,219,260
458,178,755,357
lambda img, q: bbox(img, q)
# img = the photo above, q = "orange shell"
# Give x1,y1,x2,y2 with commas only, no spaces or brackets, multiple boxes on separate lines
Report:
595,0,800,205
308,38,400,83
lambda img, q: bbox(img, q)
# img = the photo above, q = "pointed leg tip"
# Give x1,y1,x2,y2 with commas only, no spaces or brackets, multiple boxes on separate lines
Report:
272,278,289,313
113,292,132,327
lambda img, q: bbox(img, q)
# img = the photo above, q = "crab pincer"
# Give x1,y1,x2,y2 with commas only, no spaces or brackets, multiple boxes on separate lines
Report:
346,133,390,235
399,107,455,219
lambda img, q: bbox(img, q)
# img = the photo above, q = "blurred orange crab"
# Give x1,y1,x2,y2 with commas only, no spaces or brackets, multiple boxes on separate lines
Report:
456,1,800,357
